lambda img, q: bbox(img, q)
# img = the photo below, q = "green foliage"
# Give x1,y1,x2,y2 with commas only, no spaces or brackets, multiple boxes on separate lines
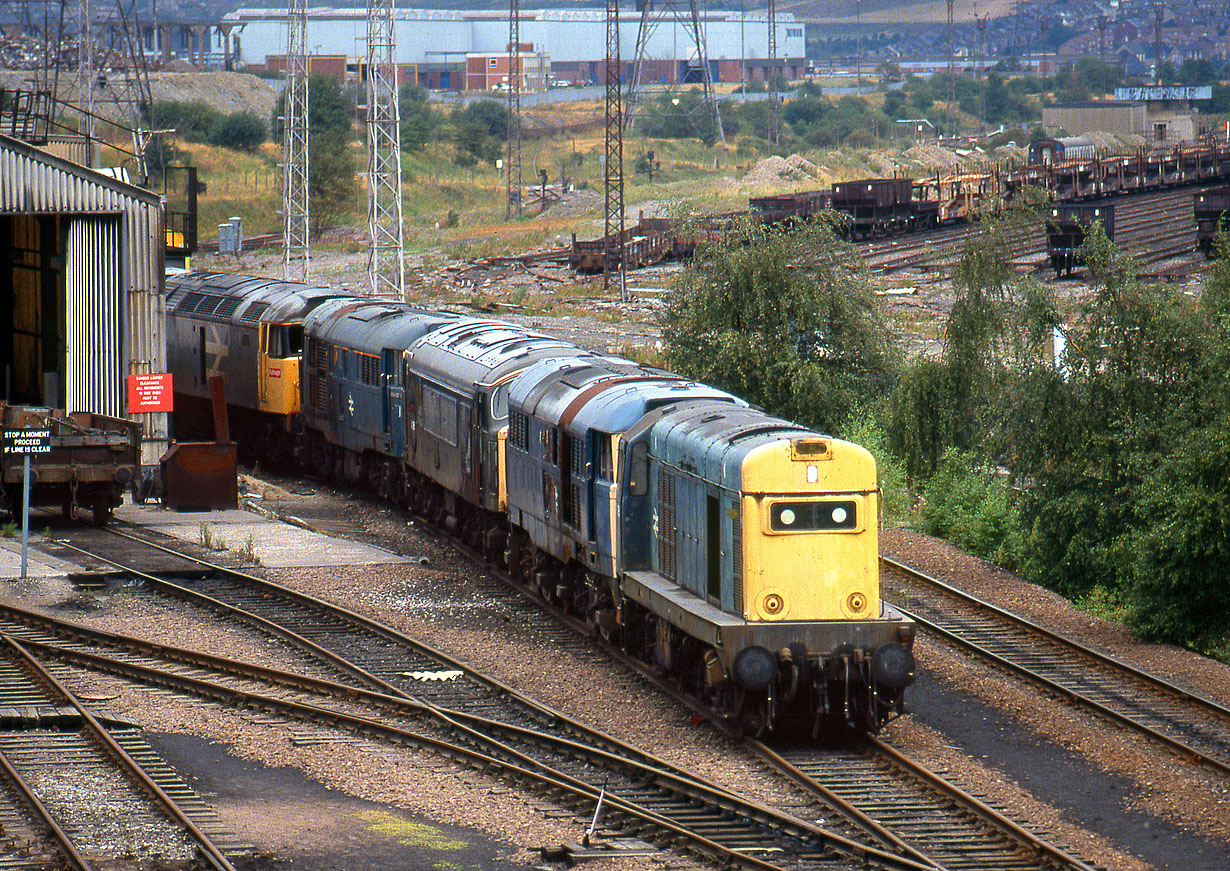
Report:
889,212,1055,481
153,99,222,142
918,450,1024,569
839,406,911,525
271,73,353,139
662,217,899,435
309,131,358,236
450,100,507,166
399,84,437,150
1124,417,1230,649
208,111,267,152
639,90,719,145
457,99,508,140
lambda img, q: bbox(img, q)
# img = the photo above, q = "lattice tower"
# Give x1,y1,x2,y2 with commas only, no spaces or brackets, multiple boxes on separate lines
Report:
604,0,626,301
626,0,723,146
767,0,778,148
365,0,404,297
282,0,310,281
946,0,955,138
505,0,522,219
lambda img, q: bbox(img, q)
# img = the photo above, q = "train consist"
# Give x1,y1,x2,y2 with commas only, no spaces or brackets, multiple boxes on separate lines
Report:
570,138,1230,268
163,270,917,737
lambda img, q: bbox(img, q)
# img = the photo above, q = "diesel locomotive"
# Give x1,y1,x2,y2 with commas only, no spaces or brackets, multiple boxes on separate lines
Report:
164,271,916,736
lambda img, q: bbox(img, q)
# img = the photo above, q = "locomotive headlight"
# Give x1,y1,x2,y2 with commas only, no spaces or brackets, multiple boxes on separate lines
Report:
779,509,796,526
831,506,847,524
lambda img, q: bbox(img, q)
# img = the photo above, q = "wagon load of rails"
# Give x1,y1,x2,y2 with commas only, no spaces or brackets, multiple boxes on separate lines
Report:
0,402,141,525
569,212,731,272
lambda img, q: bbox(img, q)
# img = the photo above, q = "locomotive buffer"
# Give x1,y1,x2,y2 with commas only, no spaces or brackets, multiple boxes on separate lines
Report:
2,427,51,579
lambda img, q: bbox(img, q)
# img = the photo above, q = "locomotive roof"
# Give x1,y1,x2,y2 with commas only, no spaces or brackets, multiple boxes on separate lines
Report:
567,380,744,435
408,318,576,388
509,353,677,424
649,403,816,489
166,270,350,326
304,299,458,354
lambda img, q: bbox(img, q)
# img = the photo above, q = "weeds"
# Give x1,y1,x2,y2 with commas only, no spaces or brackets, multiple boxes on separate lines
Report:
0,522,16,538
233,533,261,565
197,522,227,552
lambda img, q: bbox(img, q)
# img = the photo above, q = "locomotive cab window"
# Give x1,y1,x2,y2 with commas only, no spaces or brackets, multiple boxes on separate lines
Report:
267,324,303,359
766,499,859,533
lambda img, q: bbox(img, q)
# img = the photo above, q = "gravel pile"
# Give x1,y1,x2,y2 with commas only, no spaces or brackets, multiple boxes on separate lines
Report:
740,154,826,187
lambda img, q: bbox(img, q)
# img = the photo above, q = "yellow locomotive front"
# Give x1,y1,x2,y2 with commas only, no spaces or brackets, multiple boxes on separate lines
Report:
740,436,880,623
727,435,915,732
717,435,915,732
624,404,916,735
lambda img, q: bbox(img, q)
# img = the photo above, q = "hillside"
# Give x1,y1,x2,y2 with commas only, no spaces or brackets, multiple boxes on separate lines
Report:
784,0,1015,25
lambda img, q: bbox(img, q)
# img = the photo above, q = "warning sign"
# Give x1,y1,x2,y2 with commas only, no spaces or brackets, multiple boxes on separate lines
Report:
3,429,52,455
128,373,174,413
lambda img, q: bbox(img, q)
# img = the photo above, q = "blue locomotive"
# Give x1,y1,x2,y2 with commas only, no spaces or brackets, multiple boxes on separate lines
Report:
164,271,916,735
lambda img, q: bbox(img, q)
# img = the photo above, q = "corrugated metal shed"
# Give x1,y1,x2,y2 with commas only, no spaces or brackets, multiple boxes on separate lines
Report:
0,132,169,468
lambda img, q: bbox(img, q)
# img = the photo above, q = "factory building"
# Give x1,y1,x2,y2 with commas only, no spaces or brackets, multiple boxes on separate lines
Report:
0,133,169,469
221,6,805,87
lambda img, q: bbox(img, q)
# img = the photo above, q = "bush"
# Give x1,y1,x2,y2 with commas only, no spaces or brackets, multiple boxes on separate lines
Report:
918,450,1025,569
208,111,267,152
839,406,911,526
1125,419,1230,651
152,99,222,142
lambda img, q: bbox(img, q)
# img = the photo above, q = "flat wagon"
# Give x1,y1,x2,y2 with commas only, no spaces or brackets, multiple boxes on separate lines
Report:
1,402,141,525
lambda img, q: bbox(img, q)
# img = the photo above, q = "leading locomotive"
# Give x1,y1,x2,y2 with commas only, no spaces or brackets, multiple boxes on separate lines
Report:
164,271,915,736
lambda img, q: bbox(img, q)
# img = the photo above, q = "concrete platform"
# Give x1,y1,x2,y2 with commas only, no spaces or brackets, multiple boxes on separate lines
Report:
0,501,408,580
0,536,83,579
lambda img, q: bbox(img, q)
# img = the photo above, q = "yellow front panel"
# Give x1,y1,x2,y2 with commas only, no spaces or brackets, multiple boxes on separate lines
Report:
259,355,301,416
740,439,879,622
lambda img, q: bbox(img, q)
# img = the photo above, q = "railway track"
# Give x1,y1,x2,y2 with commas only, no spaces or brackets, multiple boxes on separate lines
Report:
0,635,241,870
43,530,935,870
860,184,1211,278
41,521,1104,871
881,556,1230,779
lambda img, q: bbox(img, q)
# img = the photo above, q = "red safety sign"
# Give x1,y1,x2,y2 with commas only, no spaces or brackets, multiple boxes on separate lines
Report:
128,372,174,412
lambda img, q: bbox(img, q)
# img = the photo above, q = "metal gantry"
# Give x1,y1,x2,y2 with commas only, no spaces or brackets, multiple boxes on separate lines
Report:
365,0,405,297
767,0,778,148
945,0,955,139
626,0,723,146
282,0,310,282
505,0,522,219
603,0,626,302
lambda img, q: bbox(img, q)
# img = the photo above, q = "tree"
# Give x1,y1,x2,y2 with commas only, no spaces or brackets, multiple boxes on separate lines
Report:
208,111,267,152
399,83,437,150
153,99,222,142
309,131,358,236
1127,417,1230,649
271,72,353,139
458,99,508,140
662,218,899,434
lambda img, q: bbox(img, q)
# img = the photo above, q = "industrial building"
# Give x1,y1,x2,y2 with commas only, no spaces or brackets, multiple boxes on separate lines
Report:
1042,86,1211,145
222,5,806,87
0,132,169,469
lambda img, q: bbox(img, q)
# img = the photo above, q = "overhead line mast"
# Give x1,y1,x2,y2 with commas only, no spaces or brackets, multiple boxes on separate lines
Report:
506,0,522,219
626,0,723,146
282,0,310,282
603,0,626,303
768,0,778,148
365,0,406,297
